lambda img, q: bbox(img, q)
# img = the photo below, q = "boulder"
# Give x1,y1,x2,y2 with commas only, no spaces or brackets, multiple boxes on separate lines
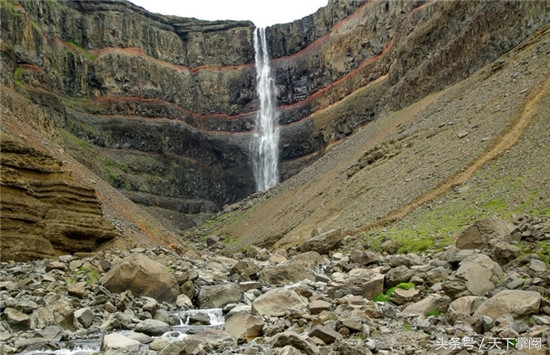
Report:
224,313,264,341
456,254,502,296
176,294,193,309
198,283,243,308
246,245,271,261
299,228,342,254
309,325,341,344
270,345,306,355
73,308,94,329
390,287,420,305
3,308,30,331
441,277,469,300
100,333,142,354
446,296,486,324
269,332,319,355
402,294,451,317
252,288,308,317
258,251,324,285
308,300,331,315
455,217,517,249
259,263,315,285
327,268,384,300
30,308,55,330
230,259,259,278
492,241,520,265
48,298,75,331
183,329,236,353
350,251,380,266
99,253,179,303
134,319,171,336
530,258,547,273
384,265,414,288
473,290,541,320
67,282,87,298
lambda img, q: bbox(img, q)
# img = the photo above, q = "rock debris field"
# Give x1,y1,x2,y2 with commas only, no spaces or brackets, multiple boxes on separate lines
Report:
1,216,549,355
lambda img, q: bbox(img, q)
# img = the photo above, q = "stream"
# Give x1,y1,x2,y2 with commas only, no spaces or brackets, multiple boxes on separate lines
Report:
20,308,225,355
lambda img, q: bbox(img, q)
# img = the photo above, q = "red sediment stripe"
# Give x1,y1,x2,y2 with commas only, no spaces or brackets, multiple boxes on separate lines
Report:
19,64,42,72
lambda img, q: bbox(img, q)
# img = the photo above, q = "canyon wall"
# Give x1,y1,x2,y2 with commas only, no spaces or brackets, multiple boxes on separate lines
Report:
1,0,549,231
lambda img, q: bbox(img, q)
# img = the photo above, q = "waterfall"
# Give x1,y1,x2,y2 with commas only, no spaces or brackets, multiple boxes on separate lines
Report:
251,27,279,192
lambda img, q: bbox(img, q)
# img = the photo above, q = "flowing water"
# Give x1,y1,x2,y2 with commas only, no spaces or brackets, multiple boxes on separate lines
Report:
20,309,224,355
251,27,280,191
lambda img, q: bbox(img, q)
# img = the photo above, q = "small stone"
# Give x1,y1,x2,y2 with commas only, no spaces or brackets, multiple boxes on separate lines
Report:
530,258,546,273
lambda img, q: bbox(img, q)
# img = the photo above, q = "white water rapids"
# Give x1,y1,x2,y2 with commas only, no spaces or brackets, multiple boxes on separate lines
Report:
251,27,280,191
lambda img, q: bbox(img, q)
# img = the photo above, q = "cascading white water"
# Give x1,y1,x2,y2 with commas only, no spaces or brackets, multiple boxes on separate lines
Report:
251,27,279,191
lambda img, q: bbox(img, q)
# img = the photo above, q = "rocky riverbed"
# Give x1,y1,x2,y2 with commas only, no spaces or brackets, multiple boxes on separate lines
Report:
1,216,549,354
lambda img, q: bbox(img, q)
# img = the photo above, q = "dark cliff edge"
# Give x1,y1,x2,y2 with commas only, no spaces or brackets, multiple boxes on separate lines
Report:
1,0,549,253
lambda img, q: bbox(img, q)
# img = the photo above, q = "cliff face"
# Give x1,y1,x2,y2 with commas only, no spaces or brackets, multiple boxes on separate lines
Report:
0,130,118,261
1,0,549,234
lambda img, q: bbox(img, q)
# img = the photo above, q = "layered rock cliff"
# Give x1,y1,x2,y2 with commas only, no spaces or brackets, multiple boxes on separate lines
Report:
1,0,549,240
0,130,118,261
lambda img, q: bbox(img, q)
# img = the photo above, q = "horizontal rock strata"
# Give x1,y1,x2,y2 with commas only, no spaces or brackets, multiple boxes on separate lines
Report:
1,0,548,227
0,132,118,261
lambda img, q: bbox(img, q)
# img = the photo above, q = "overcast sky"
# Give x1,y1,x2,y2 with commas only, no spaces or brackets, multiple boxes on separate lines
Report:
129,0,329,27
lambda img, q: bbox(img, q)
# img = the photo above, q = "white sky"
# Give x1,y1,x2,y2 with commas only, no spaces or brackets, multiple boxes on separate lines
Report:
129,0,329,27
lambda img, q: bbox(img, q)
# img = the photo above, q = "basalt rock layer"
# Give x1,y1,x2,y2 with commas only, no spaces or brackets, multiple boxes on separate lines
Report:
1,0,549,234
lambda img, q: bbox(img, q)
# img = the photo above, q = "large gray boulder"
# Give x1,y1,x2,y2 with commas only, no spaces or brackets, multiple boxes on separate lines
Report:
198,283,243,308
402,294,451,317
456,254,502,296
99,253,179,303
299,228,342,254
134,319,171,336
455,217,518,250
100,333,142,354
224,313,264,341
259,251,324,285
252,288,308,317
473,290,541,320
327,268,384,300
446,296,486,324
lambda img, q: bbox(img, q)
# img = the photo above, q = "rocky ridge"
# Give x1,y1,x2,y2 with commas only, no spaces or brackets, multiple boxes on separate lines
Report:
1,216,549,354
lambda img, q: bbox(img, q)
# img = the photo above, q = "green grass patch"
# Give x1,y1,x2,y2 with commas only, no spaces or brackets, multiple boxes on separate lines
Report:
374,282,415,303
61,129,95,151
426,308,440,317
67,41,95,61
71,266,100,286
